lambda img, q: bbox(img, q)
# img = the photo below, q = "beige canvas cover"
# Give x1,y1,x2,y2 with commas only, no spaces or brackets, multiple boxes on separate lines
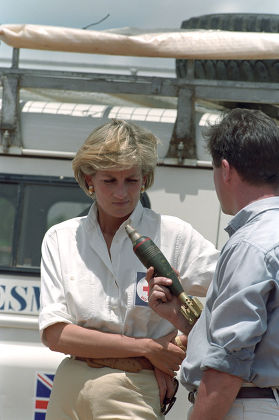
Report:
1,23,279,59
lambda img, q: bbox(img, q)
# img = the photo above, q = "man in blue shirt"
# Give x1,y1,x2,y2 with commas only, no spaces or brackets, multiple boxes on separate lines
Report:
148,108,279,419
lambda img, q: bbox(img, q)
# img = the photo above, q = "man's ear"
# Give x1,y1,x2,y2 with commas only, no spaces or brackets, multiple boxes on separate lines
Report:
221,159,232,184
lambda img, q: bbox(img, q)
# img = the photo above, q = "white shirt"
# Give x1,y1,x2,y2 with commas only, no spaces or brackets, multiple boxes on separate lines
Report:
39,202,218,339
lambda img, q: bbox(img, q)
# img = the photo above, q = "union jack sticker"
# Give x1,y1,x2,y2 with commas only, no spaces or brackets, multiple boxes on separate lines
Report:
34,372,54,420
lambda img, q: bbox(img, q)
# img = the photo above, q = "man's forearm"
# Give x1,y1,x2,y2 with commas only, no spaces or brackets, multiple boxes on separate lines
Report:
189,368,243,420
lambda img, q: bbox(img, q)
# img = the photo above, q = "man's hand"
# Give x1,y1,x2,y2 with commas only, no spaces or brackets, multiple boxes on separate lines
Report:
147,267,190,333
147,267,180,318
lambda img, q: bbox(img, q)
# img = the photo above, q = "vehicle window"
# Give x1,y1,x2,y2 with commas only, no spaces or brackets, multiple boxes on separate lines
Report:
0,175,91,272
16,183,91,269
47,201,90,229
0,183,18,266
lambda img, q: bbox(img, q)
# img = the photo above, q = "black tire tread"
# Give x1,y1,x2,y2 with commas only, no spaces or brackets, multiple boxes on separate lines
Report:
176,13,279,83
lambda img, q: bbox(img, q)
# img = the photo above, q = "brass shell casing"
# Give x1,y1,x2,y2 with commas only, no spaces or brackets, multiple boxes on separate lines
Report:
178,292,203,325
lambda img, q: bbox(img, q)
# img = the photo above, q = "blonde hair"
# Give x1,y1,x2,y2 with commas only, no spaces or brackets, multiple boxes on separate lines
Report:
72,119,158,197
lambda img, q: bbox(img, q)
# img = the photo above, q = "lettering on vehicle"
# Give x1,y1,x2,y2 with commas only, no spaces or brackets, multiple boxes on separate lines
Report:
0,278,41,315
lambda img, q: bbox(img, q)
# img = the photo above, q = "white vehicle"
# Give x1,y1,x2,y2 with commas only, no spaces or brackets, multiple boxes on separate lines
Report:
1,13,279,420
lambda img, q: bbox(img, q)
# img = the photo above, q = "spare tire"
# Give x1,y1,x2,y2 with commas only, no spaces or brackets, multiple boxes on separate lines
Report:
176,13,279,83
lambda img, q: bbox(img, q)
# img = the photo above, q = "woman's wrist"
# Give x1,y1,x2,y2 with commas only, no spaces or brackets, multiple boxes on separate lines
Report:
127,337,155,358
140,337,158,357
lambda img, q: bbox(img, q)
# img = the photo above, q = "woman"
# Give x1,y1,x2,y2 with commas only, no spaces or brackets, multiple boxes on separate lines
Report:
39,119,219,419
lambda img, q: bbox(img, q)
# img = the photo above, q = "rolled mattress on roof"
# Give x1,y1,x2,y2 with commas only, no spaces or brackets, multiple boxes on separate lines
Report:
1,24,279,59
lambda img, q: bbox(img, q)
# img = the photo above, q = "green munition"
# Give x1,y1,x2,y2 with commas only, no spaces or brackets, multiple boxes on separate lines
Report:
125,224,203,325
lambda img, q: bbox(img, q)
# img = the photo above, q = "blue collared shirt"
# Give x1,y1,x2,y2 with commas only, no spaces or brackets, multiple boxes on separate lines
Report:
181,197,279,390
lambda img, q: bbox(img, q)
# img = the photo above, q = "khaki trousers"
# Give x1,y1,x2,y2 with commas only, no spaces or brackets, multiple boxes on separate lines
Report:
46,357,164,420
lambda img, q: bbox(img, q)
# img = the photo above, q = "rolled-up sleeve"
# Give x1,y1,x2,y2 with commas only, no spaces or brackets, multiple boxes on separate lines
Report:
201,241,273,380
39,229,74,336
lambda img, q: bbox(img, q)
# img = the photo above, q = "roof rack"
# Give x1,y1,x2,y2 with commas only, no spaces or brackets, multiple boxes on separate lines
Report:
1,24,279,165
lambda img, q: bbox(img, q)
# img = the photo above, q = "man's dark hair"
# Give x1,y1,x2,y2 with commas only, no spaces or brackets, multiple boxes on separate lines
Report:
206,108,279,185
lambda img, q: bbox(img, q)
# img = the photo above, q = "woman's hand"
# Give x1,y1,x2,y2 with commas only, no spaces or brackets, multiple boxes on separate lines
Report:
154,368,178,406
145,330,185,376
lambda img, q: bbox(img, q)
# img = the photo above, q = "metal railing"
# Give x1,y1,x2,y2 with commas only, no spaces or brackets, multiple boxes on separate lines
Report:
1,48,279,165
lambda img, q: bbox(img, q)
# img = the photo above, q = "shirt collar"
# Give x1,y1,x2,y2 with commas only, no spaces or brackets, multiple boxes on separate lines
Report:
225,196,279,237
126,200,144,228
86,201,98,229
